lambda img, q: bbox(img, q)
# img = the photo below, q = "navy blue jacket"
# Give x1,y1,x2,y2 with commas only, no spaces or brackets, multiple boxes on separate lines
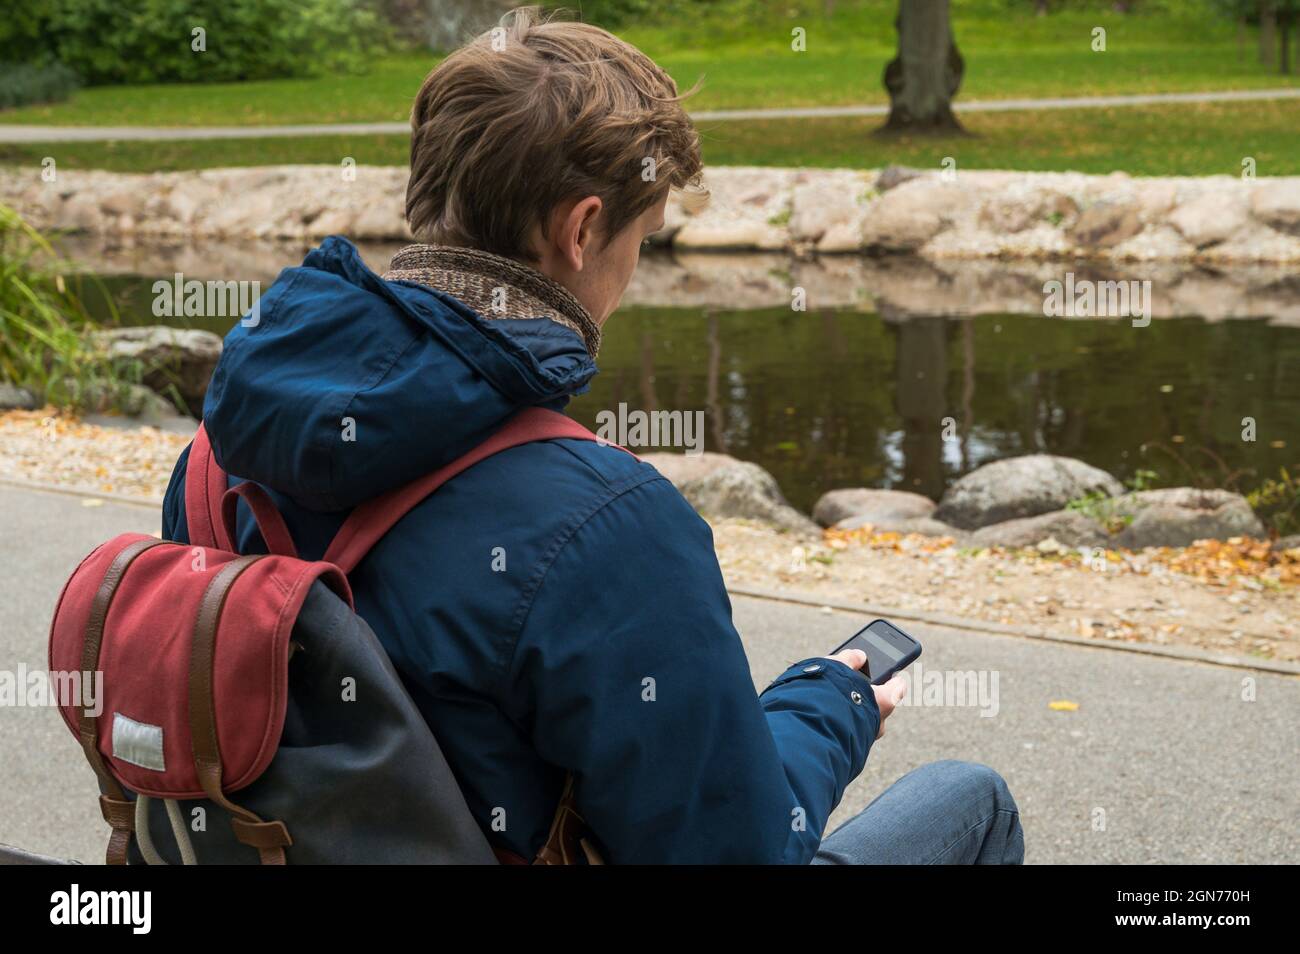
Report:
162,237,879,863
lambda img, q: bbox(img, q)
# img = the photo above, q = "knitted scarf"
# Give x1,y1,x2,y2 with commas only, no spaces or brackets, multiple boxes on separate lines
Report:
383,244,602,357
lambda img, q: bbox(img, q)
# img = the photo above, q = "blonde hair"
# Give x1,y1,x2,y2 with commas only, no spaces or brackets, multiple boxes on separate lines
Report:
405,6,703,260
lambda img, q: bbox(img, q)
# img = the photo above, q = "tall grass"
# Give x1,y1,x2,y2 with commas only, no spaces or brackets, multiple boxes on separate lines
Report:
0,203,144,411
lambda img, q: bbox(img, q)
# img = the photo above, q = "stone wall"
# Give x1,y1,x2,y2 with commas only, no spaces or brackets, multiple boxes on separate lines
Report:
5,164,1300,263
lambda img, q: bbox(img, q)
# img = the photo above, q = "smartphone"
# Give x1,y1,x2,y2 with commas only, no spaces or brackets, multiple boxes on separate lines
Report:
831,619,922,686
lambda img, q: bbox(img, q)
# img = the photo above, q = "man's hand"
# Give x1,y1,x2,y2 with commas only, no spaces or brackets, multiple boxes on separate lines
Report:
825,648,908,739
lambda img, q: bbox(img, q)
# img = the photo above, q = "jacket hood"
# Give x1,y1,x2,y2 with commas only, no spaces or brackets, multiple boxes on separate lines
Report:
202,236,597,511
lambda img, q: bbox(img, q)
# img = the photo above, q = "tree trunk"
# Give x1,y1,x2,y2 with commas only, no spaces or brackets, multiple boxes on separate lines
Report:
878,0,967,135
1261,1,1278,67
1035,0,1048,15
1281,11,1293,74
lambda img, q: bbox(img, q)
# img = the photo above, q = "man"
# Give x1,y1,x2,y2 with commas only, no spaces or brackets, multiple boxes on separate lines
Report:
163,7,1023,864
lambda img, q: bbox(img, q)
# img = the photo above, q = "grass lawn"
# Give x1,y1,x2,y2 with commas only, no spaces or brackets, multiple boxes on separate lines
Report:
0,3,1296,127
5,100,1298,177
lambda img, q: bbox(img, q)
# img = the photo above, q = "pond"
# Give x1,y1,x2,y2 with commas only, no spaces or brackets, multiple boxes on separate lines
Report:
68,243,1300,513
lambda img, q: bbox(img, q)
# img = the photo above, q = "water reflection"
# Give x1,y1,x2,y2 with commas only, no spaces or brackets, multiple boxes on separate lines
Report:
61,240,1300,511
566,305,1299,512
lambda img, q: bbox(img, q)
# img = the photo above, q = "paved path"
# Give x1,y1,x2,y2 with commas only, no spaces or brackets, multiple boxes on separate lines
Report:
3,88,1299,143
1,483,1295,863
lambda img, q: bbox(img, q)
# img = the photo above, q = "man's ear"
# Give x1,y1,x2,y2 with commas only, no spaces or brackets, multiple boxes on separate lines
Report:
557,196,603,272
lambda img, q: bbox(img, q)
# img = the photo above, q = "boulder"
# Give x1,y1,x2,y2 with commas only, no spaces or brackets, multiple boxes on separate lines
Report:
979,191,1078,234
875,166,925,192
92,327,222,417
1109,224,1196,261
673,218,788,251
350,200,411,240
155,178,223,230
1134,180,1179,221
860,180,966,252
672,167,795,251
970,509,1108,549
1249,181,1300,237
641,451,818,535
61,193,104,232
1205,220,1300,263
1068,201,1142,249
788,170,871,245
99,191,144,218
1112,488,1266,549
206,189,280,238
1168,191,1249,248
813,487,935,528
934,455,1124,530
0,383,40,411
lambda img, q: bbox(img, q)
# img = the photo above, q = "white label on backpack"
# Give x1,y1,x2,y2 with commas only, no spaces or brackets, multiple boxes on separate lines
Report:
111,713,166,772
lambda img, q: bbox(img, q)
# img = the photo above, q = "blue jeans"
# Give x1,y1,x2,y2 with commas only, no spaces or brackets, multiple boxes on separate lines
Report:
811,760,1025,864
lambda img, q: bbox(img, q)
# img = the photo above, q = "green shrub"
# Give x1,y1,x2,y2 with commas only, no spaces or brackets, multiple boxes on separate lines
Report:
0,204,148,412
1066,469,1161,533
1247,468,1300,539
0,62,81,110
561,0,659,27
0,0,387,85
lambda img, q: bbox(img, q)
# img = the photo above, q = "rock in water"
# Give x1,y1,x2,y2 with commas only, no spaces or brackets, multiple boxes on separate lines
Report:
934,455,1123,530
970,510,1108,549
91,327,222,417
0,383,40,411
1112,488,1266,549
641,451,818,536
812,487,935,528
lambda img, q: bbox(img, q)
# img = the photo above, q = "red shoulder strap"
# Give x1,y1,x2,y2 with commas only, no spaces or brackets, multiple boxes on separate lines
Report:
185,422,233,551
187,408,631,574
323,407,631,574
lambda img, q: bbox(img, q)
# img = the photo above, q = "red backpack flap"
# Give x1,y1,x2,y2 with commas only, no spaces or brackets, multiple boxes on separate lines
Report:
48,533,350,799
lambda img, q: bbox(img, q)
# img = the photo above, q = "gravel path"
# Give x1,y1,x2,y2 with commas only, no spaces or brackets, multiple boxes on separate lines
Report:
0,409,188,501
2,88,1298,142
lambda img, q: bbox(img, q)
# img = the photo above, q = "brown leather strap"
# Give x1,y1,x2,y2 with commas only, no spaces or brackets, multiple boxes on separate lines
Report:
230,818,292,865
99,795,135,866
187,554,293,864
533,773,605,866
79,538,165,864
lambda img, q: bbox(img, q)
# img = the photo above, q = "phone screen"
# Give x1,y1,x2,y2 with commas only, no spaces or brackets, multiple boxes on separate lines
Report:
834,619,921,685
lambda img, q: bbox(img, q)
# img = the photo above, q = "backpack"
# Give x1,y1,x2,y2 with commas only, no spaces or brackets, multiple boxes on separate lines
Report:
47,407,622,865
